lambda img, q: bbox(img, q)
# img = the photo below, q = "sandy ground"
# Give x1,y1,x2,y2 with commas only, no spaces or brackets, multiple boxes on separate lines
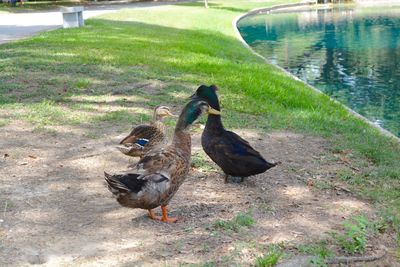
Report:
1,118,399,266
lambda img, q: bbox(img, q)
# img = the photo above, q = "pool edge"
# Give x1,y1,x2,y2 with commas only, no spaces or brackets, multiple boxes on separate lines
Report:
232,2,400,141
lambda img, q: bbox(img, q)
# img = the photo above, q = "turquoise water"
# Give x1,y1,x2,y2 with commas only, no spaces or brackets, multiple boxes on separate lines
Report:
238,5,400,137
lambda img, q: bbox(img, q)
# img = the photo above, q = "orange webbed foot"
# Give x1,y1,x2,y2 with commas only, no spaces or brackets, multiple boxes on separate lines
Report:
161,216,178,223
148,209,162,221
161,205,178,223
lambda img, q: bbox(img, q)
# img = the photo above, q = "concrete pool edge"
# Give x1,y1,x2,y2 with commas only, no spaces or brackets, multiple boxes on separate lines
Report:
232,2,400,141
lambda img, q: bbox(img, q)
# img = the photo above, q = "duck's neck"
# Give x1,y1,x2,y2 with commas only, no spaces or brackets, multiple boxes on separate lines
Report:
153,111,162,121
172,129,191,156
151,120,166,133
205,114,224,133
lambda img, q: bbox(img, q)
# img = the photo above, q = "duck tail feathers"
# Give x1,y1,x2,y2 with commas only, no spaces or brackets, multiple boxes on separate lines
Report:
104,172,130,196
264,160,281,171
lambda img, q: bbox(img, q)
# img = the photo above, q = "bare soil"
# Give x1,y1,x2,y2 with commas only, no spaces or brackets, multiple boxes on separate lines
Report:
0,119,398,266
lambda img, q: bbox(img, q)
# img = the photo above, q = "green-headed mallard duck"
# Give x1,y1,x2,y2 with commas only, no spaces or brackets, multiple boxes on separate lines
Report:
191,85,278,183
117,106,175,158
105,100,221,223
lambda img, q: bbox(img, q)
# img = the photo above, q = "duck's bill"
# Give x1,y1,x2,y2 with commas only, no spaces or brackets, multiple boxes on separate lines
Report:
208,106,221,115
189,93,197,100
165,110,178,117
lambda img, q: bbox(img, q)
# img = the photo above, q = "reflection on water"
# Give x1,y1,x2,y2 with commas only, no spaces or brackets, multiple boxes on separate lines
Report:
238,5,400,137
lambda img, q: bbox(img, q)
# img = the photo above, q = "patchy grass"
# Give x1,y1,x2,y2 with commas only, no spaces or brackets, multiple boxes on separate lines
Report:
213,212,255,233
191,150,218,173
330,215,376,255
297,241,333,267
255,244,284,267
0,118,9,127
293,214,390,266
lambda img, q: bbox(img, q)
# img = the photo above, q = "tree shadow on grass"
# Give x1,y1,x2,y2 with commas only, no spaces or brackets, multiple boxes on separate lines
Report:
0,17,343,133
1,19,258,125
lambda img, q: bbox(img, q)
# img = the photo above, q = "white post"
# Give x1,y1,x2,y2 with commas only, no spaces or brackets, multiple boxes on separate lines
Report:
61,6,84,28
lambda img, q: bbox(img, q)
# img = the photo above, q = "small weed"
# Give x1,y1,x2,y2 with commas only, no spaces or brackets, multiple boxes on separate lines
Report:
336,169,364,185
298,241,333,267
73,78,91,90
0,118,10,127
298,241,333,259
213,212,255,233
258,203,277,215
201,243,210,253
379,208,399,233
84,132,100,139
33,127,58,136
234,212,255,227
310,256,328,267
191,151,216,172
312,180,332,191
331,215,371,254
183,226,194,233
2,199,14,215
337,169,354,182
255,244,283,267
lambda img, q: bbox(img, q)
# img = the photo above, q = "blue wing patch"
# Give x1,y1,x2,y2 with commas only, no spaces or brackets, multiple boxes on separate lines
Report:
135,138,149,147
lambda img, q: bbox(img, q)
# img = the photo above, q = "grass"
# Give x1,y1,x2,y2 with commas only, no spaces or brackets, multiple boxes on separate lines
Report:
255,244,284,267
330,215,381,255
293,214,389,266
191,151,218,172
213,212,255,233
298,241,333,267
0,0,399,244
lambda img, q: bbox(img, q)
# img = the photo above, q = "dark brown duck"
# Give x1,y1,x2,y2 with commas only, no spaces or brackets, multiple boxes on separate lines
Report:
191,85,278,183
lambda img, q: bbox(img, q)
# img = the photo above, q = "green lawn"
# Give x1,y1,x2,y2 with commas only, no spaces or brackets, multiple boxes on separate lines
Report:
1,0,399,240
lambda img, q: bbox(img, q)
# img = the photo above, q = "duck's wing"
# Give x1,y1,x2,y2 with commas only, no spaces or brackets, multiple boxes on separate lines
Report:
120,125,163,148
206,130,275,177
220,130,265,159
134,147,188,181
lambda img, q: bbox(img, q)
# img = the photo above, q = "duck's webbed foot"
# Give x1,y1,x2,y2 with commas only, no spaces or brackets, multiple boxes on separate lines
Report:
224,174,244,183
148,209,161,221
161,205,178,223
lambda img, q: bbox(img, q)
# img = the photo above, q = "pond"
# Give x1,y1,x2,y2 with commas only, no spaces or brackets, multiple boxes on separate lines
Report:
237,5,400,137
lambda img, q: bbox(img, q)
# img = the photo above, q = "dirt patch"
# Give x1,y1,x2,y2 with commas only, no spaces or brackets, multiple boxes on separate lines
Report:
0,121,398,266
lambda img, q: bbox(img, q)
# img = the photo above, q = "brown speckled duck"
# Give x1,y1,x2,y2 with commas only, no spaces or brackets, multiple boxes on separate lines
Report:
105,100,220,223
117,106,175,158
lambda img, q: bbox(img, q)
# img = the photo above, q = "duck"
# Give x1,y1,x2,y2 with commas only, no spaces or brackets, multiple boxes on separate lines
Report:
105,99,221,223
117,106,175,158
191,85,279,183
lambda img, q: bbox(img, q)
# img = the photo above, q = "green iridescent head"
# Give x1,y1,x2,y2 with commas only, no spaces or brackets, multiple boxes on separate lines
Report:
190,85,220,111
176,99,220,130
